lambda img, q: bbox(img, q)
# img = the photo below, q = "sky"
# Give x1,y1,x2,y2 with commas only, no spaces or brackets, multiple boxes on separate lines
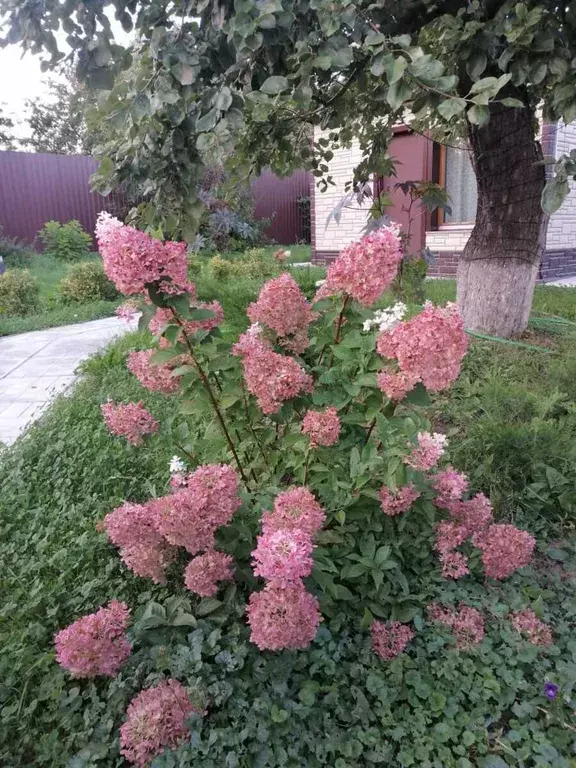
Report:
0,14,131,140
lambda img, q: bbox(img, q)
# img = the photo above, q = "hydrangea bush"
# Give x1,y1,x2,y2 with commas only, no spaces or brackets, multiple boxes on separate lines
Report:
51,214,563,765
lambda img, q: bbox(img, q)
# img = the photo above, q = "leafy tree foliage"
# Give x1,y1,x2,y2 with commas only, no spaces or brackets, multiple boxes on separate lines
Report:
0,103,16,150
2,1,576,333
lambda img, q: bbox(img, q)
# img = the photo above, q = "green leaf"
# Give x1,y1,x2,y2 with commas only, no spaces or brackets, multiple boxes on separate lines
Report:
542,177,570,214
196,107,218,132
260,76,289,95
215,87,233,111
404,382,431,406
386,79,412,110
437,98,466,120
466,51,487,80
501,97,525,108
375,545,391,565
172,62,195,85
333,584,354,601
150,348,180,366
132,93,151,119
350,447,361,478
467,104,490,126
196,598,222,616
387,56,407,84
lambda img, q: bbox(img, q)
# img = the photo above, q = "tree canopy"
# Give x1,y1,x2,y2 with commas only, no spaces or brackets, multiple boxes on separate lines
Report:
0,103,16,150
1,1,576,237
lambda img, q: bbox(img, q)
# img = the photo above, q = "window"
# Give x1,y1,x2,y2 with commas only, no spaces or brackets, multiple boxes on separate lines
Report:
444,146,478,224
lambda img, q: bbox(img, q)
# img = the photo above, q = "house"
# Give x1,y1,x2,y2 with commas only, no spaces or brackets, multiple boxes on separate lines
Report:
311,122,576,281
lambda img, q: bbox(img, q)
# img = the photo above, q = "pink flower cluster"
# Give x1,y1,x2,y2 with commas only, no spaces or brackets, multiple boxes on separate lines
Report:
149,300,224,344
246,582,322,651
54,601,132,678
473,524,535,580
376,302,468,400
260,486,326,536
115,300,139,322
371,620,415,661
405,432,447,471
154,464,241,554
96,212,188,295
252,529,315,587
510,608,553,647
301,406,341,448
184,551,235,597
316,226,402,306
104,465,240,589
432,468,468,505
104,501,177,584
233,327,313,414
379,484,421,516
428,602,485,649
247,273,316,353
120,679,198,766
247,487,325,649
101,400,159,445
127,349,182,394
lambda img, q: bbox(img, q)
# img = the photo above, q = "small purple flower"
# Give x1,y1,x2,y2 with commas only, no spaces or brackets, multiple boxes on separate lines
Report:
544,682,559,700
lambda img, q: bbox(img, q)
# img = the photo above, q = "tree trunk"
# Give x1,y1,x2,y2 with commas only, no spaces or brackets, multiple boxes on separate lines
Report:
457,100,546,338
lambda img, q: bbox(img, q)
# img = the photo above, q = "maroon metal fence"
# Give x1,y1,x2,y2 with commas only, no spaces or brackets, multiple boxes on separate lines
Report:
0,150,311,247
250,168,311,244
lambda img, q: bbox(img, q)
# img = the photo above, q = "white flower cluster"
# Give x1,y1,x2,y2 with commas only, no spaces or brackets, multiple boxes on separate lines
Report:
169,456,186,474
362,302,407,333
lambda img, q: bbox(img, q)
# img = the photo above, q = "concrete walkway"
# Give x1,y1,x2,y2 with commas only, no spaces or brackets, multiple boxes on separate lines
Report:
0,315,137,447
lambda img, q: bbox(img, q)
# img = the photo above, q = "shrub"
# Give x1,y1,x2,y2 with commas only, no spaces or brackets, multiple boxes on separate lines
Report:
0,268,40,316
3,215,575,767
38,219,93,262
0,226,35,268
58,261,119,304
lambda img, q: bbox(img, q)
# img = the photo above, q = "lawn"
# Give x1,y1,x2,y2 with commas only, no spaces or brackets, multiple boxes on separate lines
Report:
1,260,575,765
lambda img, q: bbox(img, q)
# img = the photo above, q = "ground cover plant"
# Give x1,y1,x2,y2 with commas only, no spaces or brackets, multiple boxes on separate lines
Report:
2,217,575,767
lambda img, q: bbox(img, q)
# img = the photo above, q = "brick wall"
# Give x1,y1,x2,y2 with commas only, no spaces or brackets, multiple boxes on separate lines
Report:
426,227,472,253
313,132,370,253
546,121,576,250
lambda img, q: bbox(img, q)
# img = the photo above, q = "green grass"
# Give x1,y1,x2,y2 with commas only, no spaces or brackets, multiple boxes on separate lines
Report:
0,253,119,336
218,243,311,264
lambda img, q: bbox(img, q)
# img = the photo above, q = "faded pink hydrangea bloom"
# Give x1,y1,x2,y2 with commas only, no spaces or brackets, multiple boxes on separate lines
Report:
444,493,493,536
115,300,140,322
247,273,316,353
439,551,470,579
104,501,177,583
233,326,313,414
379,484,421,516
474,523,535,579
127,349,182,394
252,529,315,587
434,520,468,554
377,302,468,395
184,551,235,597
96,212,188,295
246,582,322,650
155,464,241,554
371,620,415,661
54,601,132,678
510,608,553,647
120,679,199,766
149,300,224,344
316,226,402,306
376,370,419,401
101,400,159,445
428,602,484,649
432,468,469,504
261,487,326,537
301,407,341,448
404,431,447,471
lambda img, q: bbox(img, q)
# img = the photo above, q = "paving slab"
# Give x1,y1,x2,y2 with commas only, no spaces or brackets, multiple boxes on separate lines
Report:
0,315,137,447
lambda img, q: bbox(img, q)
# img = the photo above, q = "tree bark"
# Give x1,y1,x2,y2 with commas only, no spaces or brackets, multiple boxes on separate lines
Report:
457,100,547,338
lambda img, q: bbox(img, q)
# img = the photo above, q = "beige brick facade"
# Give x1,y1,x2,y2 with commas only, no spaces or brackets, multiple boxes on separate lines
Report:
313,137,370,254
546,121,576,250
